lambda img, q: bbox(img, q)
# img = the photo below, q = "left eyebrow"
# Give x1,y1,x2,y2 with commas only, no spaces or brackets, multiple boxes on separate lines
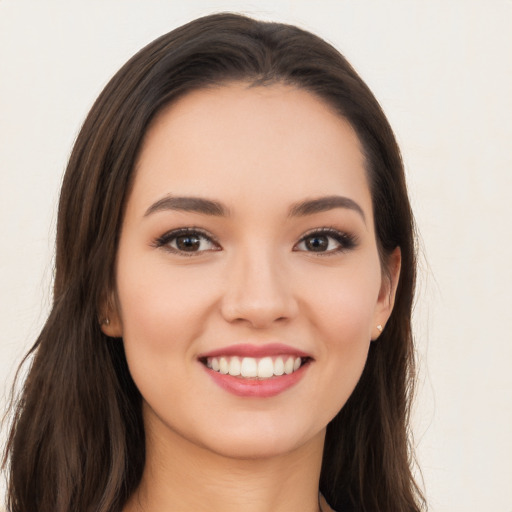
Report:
288,195,366,223
144,195,229,217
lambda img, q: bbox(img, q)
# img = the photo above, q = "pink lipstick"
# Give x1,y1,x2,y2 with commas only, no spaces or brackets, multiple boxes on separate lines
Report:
198,343,312,398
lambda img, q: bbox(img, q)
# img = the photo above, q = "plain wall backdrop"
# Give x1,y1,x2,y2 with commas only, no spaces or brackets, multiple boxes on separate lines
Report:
1,1,511,511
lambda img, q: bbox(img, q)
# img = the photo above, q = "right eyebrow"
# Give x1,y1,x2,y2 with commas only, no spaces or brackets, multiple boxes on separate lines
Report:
144,195,229,217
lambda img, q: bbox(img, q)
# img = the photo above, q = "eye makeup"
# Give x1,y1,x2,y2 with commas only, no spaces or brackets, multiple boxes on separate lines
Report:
152,225,358,257
293,227,358,256
152,227,221,256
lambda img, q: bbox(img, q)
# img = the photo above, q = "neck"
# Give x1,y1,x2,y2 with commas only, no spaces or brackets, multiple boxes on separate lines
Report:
125,409,326,512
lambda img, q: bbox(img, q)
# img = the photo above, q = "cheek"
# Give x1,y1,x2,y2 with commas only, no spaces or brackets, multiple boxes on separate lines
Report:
300,260,380,409
304,260,381,342
117,255,216,339
114,255,217,386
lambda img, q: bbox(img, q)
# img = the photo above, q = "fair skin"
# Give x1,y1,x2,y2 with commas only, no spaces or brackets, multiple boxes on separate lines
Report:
102,83,400,512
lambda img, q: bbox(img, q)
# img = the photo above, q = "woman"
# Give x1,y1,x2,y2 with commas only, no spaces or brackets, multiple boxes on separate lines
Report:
2,13,425,512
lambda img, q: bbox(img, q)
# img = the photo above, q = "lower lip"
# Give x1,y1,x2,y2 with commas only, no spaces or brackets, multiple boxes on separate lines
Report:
202,363,309,398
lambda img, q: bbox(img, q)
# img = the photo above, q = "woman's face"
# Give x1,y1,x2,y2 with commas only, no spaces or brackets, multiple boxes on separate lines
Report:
104,83,399,460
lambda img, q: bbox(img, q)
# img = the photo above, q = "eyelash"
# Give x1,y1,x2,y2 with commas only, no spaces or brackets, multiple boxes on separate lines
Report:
153,227,358,256
153,227,221,256
293,227,358,256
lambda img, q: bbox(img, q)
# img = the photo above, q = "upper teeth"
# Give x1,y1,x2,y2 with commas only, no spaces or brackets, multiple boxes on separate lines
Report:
206,356,303,379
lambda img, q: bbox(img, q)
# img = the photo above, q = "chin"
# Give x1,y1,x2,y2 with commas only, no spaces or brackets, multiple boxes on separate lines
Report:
202,436,314,461
196,416,327,461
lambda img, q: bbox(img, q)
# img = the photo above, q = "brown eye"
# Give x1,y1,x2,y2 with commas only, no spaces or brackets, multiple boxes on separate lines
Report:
304,235,329,252
175,234,202,252
155,229,220,255
294,229,357,254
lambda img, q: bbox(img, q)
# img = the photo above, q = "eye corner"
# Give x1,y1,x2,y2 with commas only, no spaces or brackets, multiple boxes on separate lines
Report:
152,227,222,256
294,227,358,255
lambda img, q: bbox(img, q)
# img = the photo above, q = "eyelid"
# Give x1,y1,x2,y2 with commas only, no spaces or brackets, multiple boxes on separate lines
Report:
293,227,358,255
152,226,357,256
153,227,221,255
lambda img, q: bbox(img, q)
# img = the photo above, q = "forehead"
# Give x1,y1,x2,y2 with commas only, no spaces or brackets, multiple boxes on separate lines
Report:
131,82,371,216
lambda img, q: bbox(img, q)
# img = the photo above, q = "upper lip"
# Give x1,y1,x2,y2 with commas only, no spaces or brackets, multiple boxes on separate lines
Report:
198,343,312,359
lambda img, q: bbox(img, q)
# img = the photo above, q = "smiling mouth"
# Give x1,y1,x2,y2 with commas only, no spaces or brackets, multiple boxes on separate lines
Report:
201,355,310,379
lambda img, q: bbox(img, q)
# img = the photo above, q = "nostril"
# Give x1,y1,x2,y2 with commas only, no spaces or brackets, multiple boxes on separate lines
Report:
219,265,299,327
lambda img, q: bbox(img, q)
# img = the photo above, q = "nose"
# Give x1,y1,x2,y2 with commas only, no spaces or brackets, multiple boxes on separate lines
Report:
220,247,299,329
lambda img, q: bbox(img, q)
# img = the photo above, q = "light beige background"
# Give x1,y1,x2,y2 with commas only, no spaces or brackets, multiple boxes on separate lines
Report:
1,1,511,511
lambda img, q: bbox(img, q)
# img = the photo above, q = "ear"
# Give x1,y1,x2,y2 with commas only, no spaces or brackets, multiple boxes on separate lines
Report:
372,247,401,340
98,291,123,338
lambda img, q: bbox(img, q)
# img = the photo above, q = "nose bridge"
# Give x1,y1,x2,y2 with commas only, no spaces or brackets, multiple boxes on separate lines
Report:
221,242,297,327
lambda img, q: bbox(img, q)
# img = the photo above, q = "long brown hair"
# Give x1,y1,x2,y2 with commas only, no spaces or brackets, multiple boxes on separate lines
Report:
3,13,425,512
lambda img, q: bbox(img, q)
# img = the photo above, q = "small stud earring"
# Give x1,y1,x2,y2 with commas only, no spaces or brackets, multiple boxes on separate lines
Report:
100,317,110,326
377,324,383,332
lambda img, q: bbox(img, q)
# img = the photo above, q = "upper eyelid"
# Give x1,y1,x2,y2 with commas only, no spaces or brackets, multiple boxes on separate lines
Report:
154,227,220,248
153,226,356,248
297,226,353,239
158,226,216,239
294,227,358,252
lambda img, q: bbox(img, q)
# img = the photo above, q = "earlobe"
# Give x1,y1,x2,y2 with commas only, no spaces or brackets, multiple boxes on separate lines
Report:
98,293,123,338
99,314,123,338
373,247,401,340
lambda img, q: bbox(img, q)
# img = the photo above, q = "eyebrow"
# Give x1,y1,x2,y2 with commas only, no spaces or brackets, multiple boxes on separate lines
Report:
288,195,366,223
144,195,228,217
144,194,365,222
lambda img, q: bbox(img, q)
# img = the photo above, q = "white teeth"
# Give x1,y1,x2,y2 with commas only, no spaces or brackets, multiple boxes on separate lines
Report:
219,357,229,374
257,357,274,378
205,355,305,379
228,357,240,376
241,357,258,377
284,356,294,375
274,357,284,376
